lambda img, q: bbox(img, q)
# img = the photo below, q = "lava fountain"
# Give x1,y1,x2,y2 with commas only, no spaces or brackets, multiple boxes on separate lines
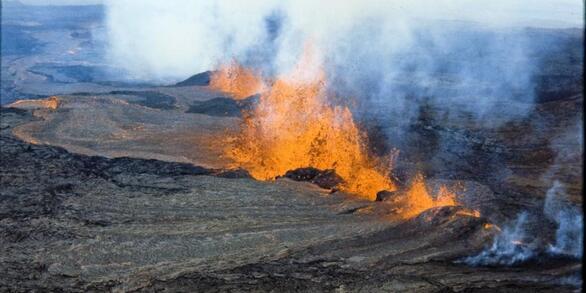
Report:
209,61,263,100
213,46,461,215
400,174,461,218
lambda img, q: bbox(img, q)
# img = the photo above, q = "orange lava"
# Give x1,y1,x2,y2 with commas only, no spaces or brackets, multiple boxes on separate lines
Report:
210,61,263,100
483,223,500,231
456,209,481,218
400,174,460,218
225,47,395,200
216,46,465,217
9,96,60,110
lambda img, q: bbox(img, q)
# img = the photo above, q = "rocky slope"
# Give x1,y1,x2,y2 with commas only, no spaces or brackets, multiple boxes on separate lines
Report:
1,106,581,292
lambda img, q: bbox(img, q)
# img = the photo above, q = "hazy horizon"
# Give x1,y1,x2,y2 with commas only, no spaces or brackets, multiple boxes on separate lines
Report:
2,0,584,29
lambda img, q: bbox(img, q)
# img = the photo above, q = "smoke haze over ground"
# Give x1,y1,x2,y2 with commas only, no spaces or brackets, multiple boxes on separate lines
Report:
105,0,584,268
1,2,583,290
103,0,584,201
461,180,583,267
104,0,583,79
105,1,583,125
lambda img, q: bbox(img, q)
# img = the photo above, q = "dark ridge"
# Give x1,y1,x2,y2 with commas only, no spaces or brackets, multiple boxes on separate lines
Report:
533,75,583,103
142,258,575,293
0,106,29,115
280,167,344,190
186,94,259,117
187,97,241,117
110,91,177,110
25,64,152,87
337,205,370,215
0,133,246,220
213,168,253,179
7,90,177,110
174,71,212,87
69,90,178,110
94,156,212,177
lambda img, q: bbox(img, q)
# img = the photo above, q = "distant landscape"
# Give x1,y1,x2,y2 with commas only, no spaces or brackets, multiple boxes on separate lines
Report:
1,1,583,292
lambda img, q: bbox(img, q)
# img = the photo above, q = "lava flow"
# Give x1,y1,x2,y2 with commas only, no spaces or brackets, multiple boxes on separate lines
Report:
220,49,394,200
400,174,461,218
212,47,461,216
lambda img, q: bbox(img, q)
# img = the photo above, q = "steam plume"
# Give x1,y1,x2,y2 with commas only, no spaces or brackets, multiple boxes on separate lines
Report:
104,1,583,79
544,181,583,258
105,1,583,127
461,212,535,266
462,181,583,266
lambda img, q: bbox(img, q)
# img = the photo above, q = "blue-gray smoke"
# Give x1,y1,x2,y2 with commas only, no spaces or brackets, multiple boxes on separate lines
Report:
461,181,583,266
460,212,535,266
544,181,583,258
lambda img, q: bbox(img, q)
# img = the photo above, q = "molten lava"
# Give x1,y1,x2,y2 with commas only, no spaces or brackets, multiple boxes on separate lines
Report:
9,96,60,110
400,174,460,218
222,49,394,200
212,47,463,217
209,61,263,100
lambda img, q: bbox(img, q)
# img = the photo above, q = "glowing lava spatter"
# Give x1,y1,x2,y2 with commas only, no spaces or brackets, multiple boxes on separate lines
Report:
223,48,394,200
212,46,461,213
209,61,263,100
400,174,460,218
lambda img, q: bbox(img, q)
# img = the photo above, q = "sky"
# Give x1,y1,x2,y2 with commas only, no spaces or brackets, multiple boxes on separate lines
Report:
6,0,583,28
6,0,102,5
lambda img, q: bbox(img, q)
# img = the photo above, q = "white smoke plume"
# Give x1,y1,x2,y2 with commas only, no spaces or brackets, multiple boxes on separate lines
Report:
104,0,583,127
544,181,583,258
105,0,276,81
460,212,536,266
104,0,583,78
462,181,583,266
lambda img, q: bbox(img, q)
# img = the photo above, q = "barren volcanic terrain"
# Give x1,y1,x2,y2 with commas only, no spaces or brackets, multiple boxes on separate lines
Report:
1,2,583,292
1,107,580,291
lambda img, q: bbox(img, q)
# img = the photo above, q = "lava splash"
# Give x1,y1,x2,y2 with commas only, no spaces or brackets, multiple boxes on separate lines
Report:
213,46,461,217
223,48,394,200
210,61,263,100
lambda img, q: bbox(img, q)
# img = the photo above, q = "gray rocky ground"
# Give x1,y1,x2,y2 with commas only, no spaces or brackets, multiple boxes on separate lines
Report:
1,98,581,292
1,3,582,292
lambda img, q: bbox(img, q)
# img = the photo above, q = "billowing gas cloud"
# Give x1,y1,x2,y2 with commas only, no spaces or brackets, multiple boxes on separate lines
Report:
460,212,535,266
544,181,583,258
104,0,582,80
105,0,274,81
461,180,583,267
104,0,584,159
105,0,583,129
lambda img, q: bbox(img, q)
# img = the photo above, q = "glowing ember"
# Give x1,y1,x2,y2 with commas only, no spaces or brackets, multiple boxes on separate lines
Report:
483,223,500,231
400,174,460,218
209,61,263,100
456,209,481,218
9,96,60,110
223,48,395,200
